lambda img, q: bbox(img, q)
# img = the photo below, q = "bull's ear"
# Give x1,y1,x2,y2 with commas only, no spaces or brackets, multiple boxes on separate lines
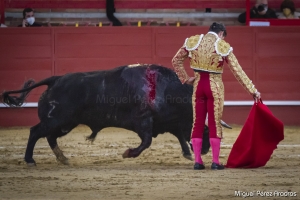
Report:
220,120,232,129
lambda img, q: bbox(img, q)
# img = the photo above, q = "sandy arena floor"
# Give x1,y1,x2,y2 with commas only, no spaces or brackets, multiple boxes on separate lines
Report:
0,125,299,200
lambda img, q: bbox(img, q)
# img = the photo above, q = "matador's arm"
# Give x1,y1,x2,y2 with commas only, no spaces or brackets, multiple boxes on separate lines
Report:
227,52,258,95
171,47,190,84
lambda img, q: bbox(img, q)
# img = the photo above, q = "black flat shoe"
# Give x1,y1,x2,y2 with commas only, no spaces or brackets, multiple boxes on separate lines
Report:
211,162,225,170
194,162,205,170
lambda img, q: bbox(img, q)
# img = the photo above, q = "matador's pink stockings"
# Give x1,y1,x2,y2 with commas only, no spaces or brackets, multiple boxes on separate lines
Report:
191,138,203,164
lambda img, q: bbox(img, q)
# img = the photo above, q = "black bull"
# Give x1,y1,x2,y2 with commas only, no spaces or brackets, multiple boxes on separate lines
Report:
2,64,230,166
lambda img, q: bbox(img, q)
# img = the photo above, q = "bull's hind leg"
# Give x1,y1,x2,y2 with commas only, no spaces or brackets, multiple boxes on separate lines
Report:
47,135,69,165
24,123,46,166
122,117,153,158
85,127,102,144
46,124,77,165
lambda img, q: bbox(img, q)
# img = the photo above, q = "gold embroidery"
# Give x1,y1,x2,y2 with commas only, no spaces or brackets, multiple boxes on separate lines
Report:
191,73,201,138
185,35,201,50
215,39,232,56
209,73,224,138
189,33,224,73
172,47,190,84
227,52,257,95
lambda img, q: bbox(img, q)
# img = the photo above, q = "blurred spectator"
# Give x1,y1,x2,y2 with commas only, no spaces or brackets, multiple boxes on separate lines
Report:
277,0,300,19
106,0,122,26
0,15,7,27
205,8,212,13
18,8,42,27
238,0,277,23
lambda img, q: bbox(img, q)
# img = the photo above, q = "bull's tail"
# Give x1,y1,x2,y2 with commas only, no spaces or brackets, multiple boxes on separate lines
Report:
1,76,61,107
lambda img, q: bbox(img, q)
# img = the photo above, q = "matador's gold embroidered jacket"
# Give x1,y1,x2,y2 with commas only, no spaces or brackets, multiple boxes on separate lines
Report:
171,31,257,95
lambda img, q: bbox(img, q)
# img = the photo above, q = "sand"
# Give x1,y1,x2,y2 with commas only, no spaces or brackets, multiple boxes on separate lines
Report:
0,125,299,200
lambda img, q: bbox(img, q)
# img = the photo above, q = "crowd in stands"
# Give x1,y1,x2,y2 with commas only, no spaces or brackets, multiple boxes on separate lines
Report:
238,0,300,23
0,0,299,28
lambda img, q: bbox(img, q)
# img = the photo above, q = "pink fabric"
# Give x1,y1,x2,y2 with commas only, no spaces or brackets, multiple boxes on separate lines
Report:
191,72,218,139
210,138,221,164
191,138,203,164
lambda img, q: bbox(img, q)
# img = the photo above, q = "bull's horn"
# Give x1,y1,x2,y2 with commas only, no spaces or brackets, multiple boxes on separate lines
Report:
220,120,232,129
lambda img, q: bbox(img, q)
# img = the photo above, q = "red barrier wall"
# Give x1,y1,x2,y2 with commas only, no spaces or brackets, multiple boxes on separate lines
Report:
1,27,300,127
5,0,300,9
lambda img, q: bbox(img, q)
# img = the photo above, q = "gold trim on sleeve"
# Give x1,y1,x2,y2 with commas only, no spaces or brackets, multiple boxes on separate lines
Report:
172,47,190,84
227,52,257,95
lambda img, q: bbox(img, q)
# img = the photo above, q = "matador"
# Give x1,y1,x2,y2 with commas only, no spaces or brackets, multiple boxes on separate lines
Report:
172,22,261,170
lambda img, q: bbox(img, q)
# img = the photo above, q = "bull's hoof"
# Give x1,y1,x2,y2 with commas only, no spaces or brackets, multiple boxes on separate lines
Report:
57,158,69,165
25,158,36,167
122,149,131,158
27,162,37,167
85,136,95,143
183,153,193,161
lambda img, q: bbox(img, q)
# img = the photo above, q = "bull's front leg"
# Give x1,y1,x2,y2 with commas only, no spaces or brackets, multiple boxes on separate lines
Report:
176,134,193,161
122,117,153,158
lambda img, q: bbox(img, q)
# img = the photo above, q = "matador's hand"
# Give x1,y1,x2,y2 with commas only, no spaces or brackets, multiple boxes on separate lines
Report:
253,91,261,102
185,77,195,85
22,19,28,27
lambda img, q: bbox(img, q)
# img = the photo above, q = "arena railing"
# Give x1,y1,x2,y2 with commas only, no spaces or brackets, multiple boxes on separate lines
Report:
0,0,259,24
3,0,297,9
3,0,247,9
1,0,300,24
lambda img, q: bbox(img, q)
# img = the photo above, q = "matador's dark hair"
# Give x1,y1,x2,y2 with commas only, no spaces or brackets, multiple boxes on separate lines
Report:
208,22,227,37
